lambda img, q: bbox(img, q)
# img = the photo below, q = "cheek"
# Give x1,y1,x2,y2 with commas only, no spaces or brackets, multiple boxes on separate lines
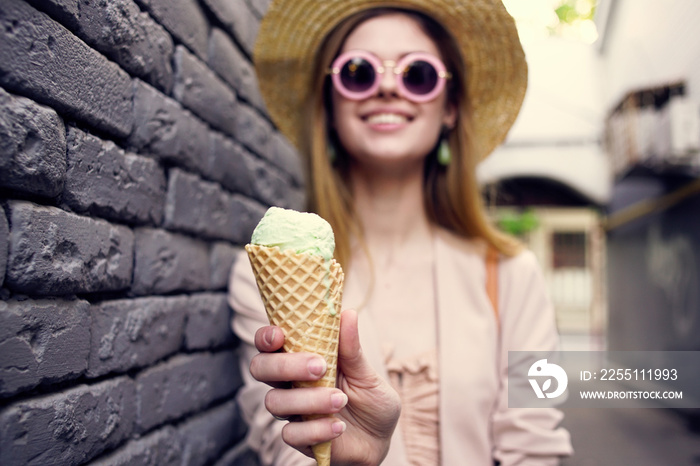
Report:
424,102,450,135
433,94,454,126
331,97,363,149
331,93,352,131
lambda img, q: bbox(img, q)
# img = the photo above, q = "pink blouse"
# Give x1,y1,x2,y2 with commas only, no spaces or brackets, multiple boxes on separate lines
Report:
385,346,440,466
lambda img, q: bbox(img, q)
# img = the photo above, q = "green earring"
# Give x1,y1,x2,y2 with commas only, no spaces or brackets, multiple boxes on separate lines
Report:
438,137,451,166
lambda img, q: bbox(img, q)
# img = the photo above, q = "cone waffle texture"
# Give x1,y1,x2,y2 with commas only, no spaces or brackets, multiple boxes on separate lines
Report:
245,244,344,466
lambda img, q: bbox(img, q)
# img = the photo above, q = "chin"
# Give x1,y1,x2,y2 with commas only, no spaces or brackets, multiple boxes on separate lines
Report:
353,150,428,170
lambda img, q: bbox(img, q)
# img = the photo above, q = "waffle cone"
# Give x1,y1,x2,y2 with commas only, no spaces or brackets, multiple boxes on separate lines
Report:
245,244,344,466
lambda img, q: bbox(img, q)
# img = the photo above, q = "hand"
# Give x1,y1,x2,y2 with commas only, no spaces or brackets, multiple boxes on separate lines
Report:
250,309,401,465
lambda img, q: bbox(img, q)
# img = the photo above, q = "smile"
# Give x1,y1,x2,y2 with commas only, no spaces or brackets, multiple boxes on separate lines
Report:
364,113,411,125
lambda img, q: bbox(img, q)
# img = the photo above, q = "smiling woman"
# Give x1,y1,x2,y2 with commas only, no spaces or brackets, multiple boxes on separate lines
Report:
228,1,573,465
329,13,456,174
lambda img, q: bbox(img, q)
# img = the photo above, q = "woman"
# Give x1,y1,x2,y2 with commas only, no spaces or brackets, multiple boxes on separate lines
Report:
229,0,573,464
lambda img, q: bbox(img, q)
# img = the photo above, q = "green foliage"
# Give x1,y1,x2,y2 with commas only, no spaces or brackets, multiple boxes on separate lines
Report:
555,3,578,24
550,0,597,38
555,0,596,24
497,209,540,237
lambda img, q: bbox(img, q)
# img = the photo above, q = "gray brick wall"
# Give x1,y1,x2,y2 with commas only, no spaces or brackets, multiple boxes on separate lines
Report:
0,0,304,464
0,88,66,197
0,297,90,397
0,0,134,138
173,45,239,137
64,127,167,225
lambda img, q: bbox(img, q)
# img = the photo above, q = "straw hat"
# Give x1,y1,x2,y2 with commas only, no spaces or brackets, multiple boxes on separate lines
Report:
254,0,527,161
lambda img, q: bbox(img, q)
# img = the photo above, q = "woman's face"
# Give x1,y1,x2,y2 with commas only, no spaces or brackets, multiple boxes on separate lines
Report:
331,13,457,171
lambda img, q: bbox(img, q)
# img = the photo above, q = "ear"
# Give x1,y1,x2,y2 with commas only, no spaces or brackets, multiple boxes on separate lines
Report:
442,102,457,129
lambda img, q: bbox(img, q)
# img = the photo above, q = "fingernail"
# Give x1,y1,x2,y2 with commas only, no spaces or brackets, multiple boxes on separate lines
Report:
264,328,276,347
331,392,348,410
307,358,327,377
332,420,346,435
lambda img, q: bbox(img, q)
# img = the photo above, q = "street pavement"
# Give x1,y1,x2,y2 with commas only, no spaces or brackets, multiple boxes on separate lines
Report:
558,334,700,465
560,406,700,465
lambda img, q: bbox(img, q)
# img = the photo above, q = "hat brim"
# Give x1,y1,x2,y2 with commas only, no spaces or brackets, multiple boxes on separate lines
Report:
254,0,527,161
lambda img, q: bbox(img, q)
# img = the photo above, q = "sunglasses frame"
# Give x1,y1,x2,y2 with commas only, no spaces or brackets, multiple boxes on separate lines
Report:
329,50,451,103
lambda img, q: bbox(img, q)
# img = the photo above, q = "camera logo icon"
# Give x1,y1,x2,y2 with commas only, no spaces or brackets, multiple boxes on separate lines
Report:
528,359,568,399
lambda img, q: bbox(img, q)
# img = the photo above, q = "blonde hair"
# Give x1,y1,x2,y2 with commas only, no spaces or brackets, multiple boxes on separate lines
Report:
301,8,522,269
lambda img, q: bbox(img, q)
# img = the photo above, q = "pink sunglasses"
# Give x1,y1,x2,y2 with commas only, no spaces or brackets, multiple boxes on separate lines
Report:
328,50,452,103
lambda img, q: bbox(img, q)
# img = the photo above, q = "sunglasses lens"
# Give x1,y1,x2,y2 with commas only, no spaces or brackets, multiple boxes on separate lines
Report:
402,60,439,96
339,57,376,93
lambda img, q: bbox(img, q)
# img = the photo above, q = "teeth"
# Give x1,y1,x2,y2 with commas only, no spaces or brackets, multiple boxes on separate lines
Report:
366,113,408,125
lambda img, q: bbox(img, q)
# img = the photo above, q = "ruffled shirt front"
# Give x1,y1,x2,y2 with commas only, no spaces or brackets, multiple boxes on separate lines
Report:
344,236,442,466
384,345,440,466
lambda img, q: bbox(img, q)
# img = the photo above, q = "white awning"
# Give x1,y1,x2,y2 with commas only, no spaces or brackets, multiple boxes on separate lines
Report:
477,144,613,205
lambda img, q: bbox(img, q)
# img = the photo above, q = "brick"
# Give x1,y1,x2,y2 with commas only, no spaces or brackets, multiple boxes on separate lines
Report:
209,241,239,290
129,79,209,174
201,0,259,56
209,28,266,112
88,296,188,378
173,46,238,137
244,0,271,20
0,205,7,288
5,201,134,296
178,399,247,466
64,127,166,225
286,188,307,212
132,227,210,295
207,132,254,196
27,0,174,93
185,293,235,350
0,377,136,465
135,350,242,432
0,297,90,398
0,87,66,198
164,168,254,242
135,0,208,59
90,425,182,466
231,196,268,245
210,132,303,209
270,131,305,187
234,103,274,161
215,444,261,466
243,151,304,209
0,0,133,138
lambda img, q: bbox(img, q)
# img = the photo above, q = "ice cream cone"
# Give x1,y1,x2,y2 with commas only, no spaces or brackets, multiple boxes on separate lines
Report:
245,243,344,466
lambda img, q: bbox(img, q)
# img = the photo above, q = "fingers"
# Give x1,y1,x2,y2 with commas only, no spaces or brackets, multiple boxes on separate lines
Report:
282,416,347,452
338,309,377,384
265,387,348,418
254,326,285,352
339,309,361,359
250,351,327,383
252,325,328,384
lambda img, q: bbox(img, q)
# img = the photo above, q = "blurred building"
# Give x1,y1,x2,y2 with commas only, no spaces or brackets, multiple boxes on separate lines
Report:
596,0,700,354
478,2,700,460
480,1,700,353
478,24,610,337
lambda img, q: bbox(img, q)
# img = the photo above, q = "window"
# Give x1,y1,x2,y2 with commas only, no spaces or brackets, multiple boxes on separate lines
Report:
552,232,587,268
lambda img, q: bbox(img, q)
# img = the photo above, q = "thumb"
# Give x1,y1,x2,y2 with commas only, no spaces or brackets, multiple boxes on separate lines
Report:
338,309,375,381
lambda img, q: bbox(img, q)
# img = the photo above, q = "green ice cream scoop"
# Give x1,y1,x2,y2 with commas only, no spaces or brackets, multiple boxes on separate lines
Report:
250,207,335,260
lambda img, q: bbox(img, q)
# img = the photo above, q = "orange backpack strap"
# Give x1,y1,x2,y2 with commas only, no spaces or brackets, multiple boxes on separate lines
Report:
485,246,499,327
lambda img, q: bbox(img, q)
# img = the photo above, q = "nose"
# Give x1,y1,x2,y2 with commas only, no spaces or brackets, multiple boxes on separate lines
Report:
377,60,400,98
